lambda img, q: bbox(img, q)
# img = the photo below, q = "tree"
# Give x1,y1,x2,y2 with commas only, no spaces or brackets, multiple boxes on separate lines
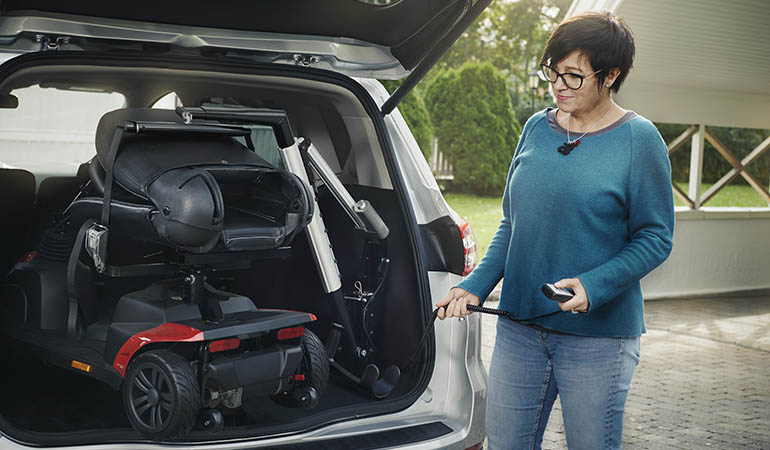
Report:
420,0,569,129
424,62,521,194
429,0,570,77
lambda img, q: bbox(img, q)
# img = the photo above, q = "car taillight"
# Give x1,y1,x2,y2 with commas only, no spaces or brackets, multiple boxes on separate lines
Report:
457,218,478,276
209,338,240,353
463,442,484,450
277,326,305,341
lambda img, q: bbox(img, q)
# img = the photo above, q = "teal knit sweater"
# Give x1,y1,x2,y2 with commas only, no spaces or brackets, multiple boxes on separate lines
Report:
457,108,675,337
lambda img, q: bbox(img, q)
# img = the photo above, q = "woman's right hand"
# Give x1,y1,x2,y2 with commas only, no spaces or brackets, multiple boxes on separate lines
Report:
436,287,480,320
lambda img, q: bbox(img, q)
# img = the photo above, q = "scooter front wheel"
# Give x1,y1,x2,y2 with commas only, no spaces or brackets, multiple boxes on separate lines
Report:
123,350,200,441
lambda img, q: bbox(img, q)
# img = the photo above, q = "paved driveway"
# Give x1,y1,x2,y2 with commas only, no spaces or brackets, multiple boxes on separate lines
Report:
479,294,770,449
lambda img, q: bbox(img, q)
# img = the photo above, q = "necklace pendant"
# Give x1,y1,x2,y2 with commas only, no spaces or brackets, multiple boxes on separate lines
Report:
557,140,579,155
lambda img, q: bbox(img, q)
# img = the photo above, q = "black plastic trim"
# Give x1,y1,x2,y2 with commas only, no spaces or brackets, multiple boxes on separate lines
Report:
0,417,451,449
419,215,464,275
0,52,437,446
194,313,313,341
1,334,124,390
205,344,302,392
258,421,453,449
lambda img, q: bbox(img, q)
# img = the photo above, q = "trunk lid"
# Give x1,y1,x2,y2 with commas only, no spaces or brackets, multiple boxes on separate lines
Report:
0,1,476,76
0,0,490,112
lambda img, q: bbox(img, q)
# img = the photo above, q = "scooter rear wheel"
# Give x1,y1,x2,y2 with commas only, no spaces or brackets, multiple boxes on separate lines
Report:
272,330,329,408
123,350,200,440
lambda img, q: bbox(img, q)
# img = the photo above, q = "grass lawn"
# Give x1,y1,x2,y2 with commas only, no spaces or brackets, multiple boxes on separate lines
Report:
674,182,769,207
443,193,503,258
446,183,769,258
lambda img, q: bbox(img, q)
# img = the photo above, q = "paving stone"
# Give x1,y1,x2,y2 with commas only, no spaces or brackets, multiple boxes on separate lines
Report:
479,294,770,449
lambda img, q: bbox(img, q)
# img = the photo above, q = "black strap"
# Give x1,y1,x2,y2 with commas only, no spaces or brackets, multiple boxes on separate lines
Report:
405,304,562,370
405,309,440,370
244,133,255,151
67,219,95,338
101,125,124,227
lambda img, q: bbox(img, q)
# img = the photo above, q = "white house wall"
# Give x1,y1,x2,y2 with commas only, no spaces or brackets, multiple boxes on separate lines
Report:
642,209,770,299
566,0,770,130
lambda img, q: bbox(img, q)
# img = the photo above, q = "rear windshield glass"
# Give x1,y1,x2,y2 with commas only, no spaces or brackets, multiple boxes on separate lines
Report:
0,85,126,178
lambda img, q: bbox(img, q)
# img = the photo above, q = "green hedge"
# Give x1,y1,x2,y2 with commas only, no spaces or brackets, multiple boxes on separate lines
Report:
424,62,521,195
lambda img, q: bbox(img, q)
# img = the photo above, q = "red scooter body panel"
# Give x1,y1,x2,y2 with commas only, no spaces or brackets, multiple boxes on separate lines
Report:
113,323,204,377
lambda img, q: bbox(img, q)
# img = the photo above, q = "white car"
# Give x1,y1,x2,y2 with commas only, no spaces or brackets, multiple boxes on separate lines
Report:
0,1,488,448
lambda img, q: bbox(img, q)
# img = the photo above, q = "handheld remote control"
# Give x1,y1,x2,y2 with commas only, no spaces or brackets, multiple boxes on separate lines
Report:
541,283,574,302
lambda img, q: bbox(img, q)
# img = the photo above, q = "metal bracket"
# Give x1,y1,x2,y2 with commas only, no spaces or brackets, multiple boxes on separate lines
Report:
35,34,71,51
84,223,109,273
293,54,321,67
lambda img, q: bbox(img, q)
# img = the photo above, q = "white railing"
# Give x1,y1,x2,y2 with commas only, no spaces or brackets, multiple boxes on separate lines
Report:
641,124,770,299
668,125,770,208
429,138,454,181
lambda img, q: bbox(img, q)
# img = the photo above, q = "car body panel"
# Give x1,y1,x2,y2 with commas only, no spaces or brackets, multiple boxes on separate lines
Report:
357,78,455,226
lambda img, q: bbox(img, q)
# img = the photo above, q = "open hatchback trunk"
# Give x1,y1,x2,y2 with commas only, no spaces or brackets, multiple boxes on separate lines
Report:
0,0,490,446
0,0,489,105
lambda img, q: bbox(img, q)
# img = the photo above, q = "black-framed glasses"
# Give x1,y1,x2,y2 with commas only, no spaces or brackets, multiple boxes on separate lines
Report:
539,64,602,90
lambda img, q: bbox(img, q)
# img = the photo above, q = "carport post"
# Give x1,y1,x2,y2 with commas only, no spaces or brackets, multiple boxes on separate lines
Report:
688,124,706,209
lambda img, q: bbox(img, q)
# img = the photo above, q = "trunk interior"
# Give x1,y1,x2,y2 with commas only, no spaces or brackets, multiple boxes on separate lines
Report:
0,55,431,445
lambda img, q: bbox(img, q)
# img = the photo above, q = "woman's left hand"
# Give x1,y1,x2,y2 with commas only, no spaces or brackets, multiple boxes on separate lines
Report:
553,278,590,313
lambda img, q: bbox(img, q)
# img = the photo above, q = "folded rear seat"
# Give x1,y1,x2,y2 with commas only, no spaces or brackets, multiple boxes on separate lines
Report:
36,162,90,229
0,168,36,272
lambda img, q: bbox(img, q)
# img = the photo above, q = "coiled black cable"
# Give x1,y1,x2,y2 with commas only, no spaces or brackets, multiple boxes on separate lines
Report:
405,304,562,369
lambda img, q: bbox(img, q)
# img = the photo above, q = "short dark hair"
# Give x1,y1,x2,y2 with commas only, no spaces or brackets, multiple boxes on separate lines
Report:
540,11,635,93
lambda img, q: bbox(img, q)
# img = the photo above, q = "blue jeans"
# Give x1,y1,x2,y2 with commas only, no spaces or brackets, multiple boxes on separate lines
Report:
486,318,640,450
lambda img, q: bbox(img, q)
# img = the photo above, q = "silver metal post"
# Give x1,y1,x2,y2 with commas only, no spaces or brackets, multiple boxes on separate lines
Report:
278,139,341,294
305,141,367,231
305,139,389,239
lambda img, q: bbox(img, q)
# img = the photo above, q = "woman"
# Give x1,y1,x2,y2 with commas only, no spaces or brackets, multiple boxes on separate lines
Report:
436,11,674,450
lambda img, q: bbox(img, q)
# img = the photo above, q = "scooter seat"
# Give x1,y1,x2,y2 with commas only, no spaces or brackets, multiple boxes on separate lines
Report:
79,108,313,255
222,206,287,251
68,193,307,255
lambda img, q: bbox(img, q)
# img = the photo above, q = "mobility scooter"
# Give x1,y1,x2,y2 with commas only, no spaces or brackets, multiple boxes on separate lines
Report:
1,107,330,440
